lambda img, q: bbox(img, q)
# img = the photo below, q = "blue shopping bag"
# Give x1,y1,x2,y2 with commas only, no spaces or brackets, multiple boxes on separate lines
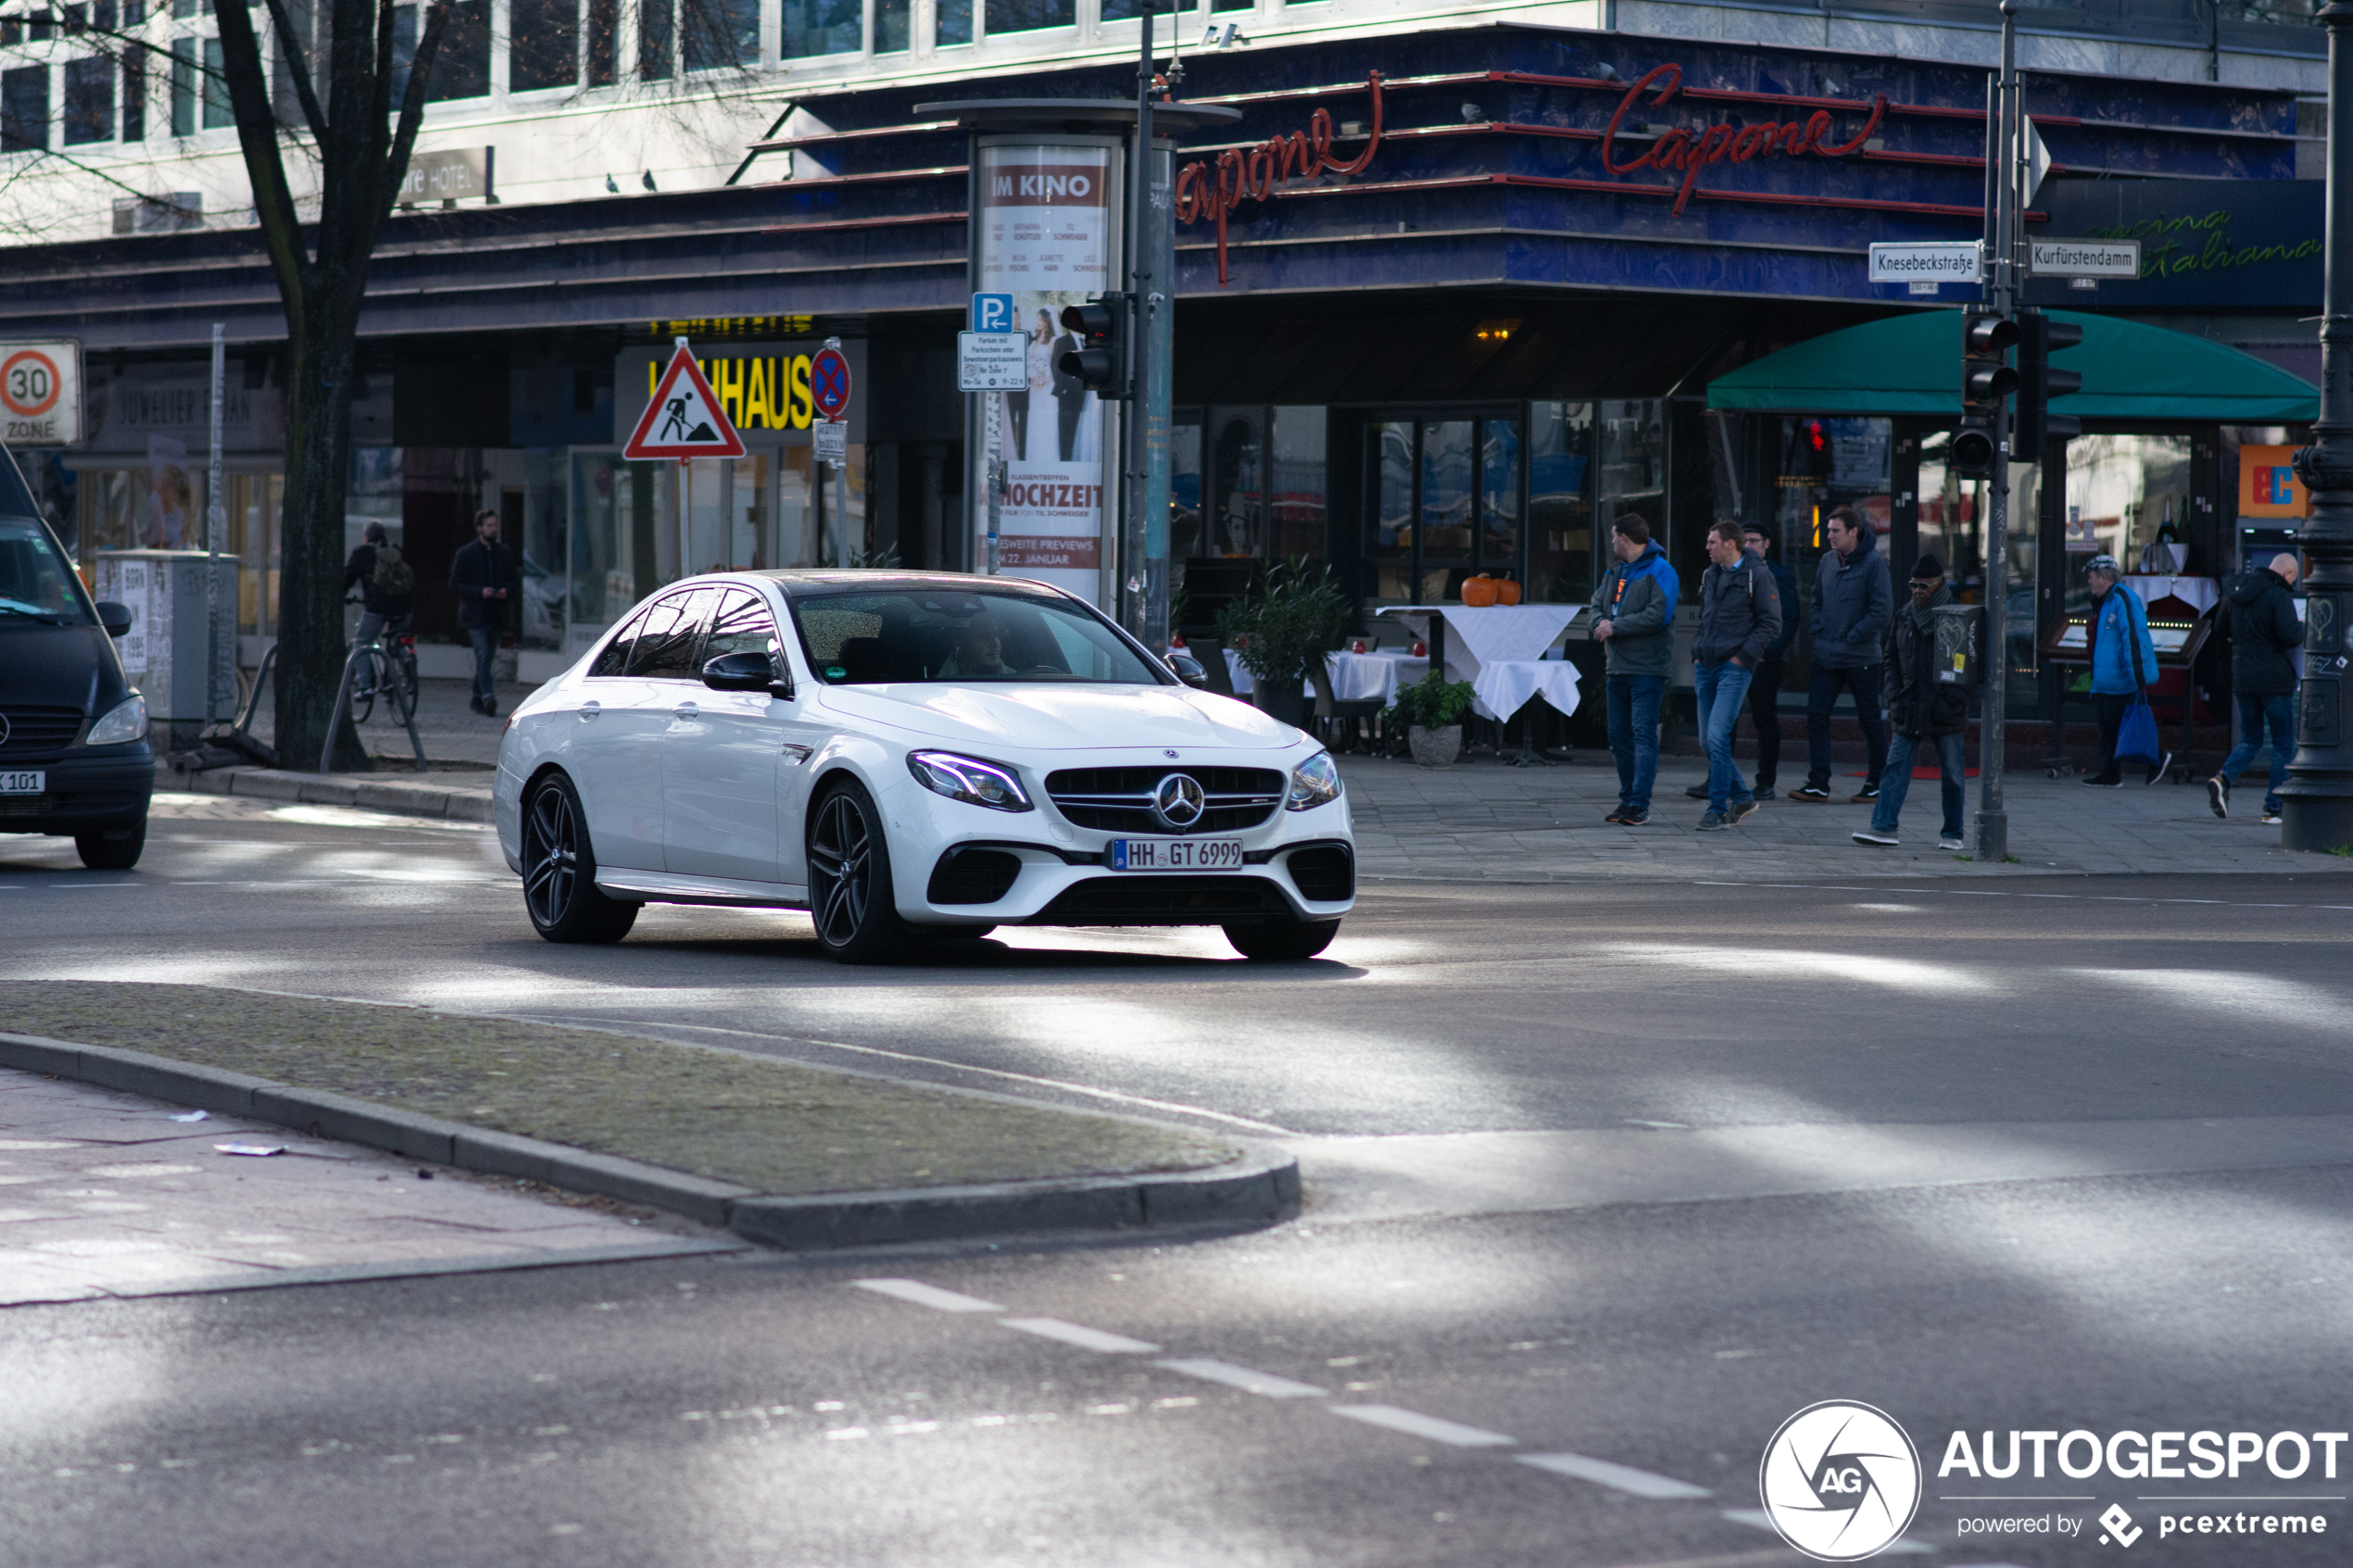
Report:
2115,696,2162,767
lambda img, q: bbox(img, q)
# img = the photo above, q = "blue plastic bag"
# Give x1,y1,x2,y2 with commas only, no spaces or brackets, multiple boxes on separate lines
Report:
2115,697,2161,767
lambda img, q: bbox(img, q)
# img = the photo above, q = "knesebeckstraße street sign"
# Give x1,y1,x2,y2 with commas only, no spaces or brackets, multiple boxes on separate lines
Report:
0,341,81,445
623,341,747,461
1867,242,1982,289
2028,238,2142,279
959,331,1027,391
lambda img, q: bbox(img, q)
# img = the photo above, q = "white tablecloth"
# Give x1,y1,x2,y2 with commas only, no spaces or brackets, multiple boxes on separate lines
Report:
1471,659,1582,722
1219,648,1429,704
2125,574,2218,614
1375,604,1582,683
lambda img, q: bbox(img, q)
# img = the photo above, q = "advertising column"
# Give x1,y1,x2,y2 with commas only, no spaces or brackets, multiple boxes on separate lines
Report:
971,137,1122,607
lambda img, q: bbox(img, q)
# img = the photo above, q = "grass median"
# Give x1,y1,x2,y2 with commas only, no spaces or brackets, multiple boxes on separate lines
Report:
0,981,1235,1196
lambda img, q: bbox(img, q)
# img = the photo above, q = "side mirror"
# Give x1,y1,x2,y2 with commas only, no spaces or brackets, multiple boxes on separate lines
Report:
701,649,793,699
1167,652,1209,691
95,601,134,638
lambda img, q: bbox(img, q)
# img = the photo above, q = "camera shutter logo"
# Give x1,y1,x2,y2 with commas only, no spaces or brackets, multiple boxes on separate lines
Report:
1758,1400,1922,1561
1151,772,1206,831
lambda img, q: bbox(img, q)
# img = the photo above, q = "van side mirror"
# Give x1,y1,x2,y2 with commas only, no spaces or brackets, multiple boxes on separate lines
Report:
1167,652,1209,691
95,601,133,638
701,649,793,699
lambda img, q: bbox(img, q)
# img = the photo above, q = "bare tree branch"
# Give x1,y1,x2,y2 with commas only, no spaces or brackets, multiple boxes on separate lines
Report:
258,0,332,149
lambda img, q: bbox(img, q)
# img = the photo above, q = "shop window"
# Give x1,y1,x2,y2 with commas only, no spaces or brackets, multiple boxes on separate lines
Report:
984,0,1073,34
637,0,672,77
1269,406,1326,563
780,0,857,57
425,0,489,98
685,0,757,69
936,0,972,44
63,57,112,144
1530,402,1592,606
875,0,910,51
510,0,578,90
584,0,616,82
1419,420,1475,592
1169,411,1203,600
1597,398,1665,571
1206,407,1265,559
1481,416,1520,578
2064,433,2192,573
1366,419,1412,603
3,65,49,153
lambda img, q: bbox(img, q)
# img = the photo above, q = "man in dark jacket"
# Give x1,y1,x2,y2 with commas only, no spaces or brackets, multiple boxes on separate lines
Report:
2206,551,2304,823
1852,555,1969,850
1692,521,1781,831
1792,506,1893,804
449,508,517,717
1589,515,1680,826
1692,521,1797,803
341,521,412,656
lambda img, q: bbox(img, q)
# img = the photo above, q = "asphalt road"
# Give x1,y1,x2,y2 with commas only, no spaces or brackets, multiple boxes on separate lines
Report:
4,797,2352,1566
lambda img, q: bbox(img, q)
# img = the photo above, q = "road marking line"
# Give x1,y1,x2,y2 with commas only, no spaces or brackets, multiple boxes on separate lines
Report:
853,1278,1004,1313
1154,1358,1327,1399
1722,1511,1932,1554
998,1318,1161,1354
1327,1404,1515,1448
1516,1451,1712,1498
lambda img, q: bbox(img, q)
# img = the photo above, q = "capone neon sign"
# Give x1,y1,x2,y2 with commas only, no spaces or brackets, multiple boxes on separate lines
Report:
1174,72,1385,286
1603,63,1886,216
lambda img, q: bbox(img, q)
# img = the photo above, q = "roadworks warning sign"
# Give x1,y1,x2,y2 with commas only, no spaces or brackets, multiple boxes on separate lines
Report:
623,343,748,459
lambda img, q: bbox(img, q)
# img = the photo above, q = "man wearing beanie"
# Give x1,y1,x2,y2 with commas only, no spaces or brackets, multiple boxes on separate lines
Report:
1853,554,1969,850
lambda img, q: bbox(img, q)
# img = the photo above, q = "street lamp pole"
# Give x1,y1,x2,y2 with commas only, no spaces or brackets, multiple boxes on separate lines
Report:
2284,0,2353,850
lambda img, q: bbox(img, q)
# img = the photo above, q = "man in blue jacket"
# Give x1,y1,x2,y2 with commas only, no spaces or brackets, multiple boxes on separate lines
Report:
1589,515,1680,826
2081,553,2165,786
1684,522,1798,803
1791,507,1893,805
1692,521,1782,831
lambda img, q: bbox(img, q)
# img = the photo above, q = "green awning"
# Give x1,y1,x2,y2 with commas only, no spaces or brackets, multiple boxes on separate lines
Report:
1706,308,2318,423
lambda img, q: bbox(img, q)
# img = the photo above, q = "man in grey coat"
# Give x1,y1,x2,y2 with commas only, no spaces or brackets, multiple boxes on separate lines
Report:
1692,521,1782,831
1792,506,1894,804
1589,514,1679,826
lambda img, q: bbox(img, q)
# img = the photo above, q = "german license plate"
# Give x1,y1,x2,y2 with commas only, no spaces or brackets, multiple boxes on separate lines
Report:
1109,837,1242,872
0,771,43,796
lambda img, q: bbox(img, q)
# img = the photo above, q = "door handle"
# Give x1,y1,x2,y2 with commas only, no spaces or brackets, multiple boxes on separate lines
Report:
577,699,600,721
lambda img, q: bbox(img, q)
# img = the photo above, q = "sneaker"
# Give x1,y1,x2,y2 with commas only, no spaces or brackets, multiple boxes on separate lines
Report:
1618,808,1650,826
481,696,498,719
1790,784,1832,802
1695,809,1730,832
1729,797,1761,825
1684,784,1710,799
2206,776,2230,819
1605,806,1629,824
2145,750,2172,785
1755,785,1777,801
1939,834,1966,851
2263,809,2284,825
2081,774,2123,788
1851,782,1881,804
1851,828,1899,847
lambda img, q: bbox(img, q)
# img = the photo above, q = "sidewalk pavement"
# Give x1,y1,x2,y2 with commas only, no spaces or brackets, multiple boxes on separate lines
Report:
231,674,526,771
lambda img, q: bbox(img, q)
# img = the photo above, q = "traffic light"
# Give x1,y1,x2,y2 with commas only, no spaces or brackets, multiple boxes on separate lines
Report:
1057,295,1131,400
1952,307,2019,480
2014,310,2084,452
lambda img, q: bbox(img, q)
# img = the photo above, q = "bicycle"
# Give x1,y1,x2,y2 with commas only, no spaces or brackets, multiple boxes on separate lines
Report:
344,598,419,728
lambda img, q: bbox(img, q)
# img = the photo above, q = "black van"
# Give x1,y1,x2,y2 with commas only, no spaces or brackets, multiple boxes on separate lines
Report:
0,452,153,869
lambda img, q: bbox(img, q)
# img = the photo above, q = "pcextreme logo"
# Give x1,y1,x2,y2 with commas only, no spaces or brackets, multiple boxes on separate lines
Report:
1759,1400,1924,1562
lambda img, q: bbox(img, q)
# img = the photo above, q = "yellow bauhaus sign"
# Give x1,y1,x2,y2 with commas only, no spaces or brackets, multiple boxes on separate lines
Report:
614,340,862,445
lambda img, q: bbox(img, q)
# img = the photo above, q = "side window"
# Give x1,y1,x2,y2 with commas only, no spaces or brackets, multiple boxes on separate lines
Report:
587,608,648,677
703,586,782,667
628,588,720,679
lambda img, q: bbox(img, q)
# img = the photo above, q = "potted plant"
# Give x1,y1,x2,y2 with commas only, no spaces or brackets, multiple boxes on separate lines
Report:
1390,670,1474,767
1214,558,1352,730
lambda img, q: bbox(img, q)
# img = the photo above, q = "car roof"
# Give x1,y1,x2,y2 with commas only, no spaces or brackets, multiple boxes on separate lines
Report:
739,570,1070,600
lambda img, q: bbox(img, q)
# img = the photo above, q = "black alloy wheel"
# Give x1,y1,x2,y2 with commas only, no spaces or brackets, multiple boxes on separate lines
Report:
808,780,907,964
1223,918,1341,961
522,772,638,944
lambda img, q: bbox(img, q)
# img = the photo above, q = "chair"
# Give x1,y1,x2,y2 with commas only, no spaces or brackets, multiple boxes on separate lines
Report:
1309,661,1384,753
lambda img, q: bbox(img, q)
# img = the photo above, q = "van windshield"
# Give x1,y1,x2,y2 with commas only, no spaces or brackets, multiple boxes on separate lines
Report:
788,583,1170,686
0,518,94,624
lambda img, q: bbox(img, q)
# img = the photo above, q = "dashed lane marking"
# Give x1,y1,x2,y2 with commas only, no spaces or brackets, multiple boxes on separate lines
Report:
1327,1404,1516,1448
1692,879,2353,914
1153,1358,1327,1399
1722,1509,1934,1555
997,1318,1161,1354
1516,1451,1713,1499
853,1278,1005,1313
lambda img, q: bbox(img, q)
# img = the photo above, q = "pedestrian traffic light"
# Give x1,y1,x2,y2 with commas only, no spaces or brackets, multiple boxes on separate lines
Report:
2014,310,2084,452
1058,295,1131,400
1952,307,2019,479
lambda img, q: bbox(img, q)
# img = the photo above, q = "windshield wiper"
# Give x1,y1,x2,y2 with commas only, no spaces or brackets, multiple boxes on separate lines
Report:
0,600,67,623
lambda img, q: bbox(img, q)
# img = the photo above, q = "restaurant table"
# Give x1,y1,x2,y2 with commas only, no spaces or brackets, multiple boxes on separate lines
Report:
1469,659,1583,765
1374,604,1582,683
1221,648,1429,704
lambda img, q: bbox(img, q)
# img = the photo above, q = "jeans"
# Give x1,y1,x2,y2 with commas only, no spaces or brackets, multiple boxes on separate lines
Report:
1871,732,1967,840
1805,662,1890,791
2217,691,2296,812
468,625,499,705
1694,659,1756,813
1606,673,1666,812
2089,691,2136,781
1749,658,1785,786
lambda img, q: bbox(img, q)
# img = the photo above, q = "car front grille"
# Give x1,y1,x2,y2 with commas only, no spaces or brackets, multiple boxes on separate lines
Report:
0,706,83,758
1044,766,1284,835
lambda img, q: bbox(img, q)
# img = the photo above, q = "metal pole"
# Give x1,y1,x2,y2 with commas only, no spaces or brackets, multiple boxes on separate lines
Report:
1141,129,1176,652
1973,0,2019,863
986,393,1004,575
2284,0,2353,847
1124,0,1157,645
208,324,230,727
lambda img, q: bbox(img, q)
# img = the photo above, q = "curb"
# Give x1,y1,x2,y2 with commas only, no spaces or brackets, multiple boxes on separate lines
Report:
161,763,497,823
0,1031,1301,1249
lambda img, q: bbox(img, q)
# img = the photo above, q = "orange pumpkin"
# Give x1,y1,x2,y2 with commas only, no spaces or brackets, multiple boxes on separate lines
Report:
1461,575,1501,608
1496,578,1523,606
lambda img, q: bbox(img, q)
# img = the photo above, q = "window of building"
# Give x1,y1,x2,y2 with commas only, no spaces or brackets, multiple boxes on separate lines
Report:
63,56,113,143
781,0,859,58
170,44,195,135
1529,402,1592,606
122,49,145,140
984,0,1074,34
685,0,757,69
510,0,578,90
584,0,616,82
875,0,910,51
3,65,50,153
637,0,673,80
426,0,489,98
202,37,233,126
936,0,972,43
1269,406,1326,563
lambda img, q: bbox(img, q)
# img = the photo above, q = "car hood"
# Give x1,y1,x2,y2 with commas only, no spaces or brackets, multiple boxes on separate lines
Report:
0,622,112,714
812,683,1299,751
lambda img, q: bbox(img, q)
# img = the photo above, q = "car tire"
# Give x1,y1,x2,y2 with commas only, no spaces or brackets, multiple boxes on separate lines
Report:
521,771,639,944
808,779,908,965
1223,918,1340,961
73,821,145,871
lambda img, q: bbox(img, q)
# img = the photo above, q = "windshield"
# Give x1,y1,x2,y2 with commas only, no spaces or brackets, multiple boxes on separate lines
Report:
0,517,93,623
788,584,1170,686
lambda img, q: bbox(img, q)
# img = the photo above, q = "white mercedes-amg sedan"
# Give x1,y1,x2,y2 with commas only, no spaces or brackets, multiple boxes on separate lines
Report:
493,571,1353,963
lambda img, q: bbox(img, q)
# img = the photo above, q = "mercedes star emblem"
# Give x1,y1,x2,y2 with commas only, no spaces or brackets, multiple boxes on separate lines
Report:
0,712,10,748
1151,771,1206,831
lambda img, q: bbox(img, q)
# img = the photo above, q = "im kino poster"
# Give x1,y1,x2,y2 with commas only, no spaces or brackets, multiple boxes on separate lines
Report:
975,143,1114,605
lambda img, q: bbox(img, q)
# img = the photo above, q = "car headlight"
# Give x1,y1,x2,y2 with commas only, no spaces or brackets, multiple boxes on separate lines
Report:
1287,750,1342,811
84,695,147,746
908,750,1033,812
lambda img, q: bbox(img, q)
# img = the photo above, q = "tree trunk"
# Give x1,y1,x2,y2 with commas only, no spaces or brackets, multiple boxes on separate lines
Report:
273,301,366,771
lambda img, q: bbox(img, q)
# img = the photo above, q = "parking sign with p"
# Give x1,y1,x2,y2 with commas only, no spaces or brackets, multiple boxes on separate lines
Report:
971,294,1015,333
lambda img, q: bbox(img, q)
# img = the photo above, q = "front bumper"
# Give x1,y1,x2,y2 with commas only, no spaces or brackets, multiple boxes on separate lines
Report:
0,748,155,836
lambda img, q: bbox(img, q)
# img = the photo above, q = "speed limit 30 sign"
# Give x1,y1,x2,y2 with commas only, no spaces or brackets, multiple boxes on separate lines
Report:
0,341,82,445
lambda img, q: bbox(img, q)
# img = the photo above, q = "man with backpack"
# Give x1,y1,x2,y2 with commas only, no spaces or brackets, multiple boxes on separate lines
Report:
1692,521,1782,831
342,521,413,664
2080,553,2165,787
1852,554,1969,850
1590,514,1678,826
1791,506,1893,804
2205,550,2303,823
